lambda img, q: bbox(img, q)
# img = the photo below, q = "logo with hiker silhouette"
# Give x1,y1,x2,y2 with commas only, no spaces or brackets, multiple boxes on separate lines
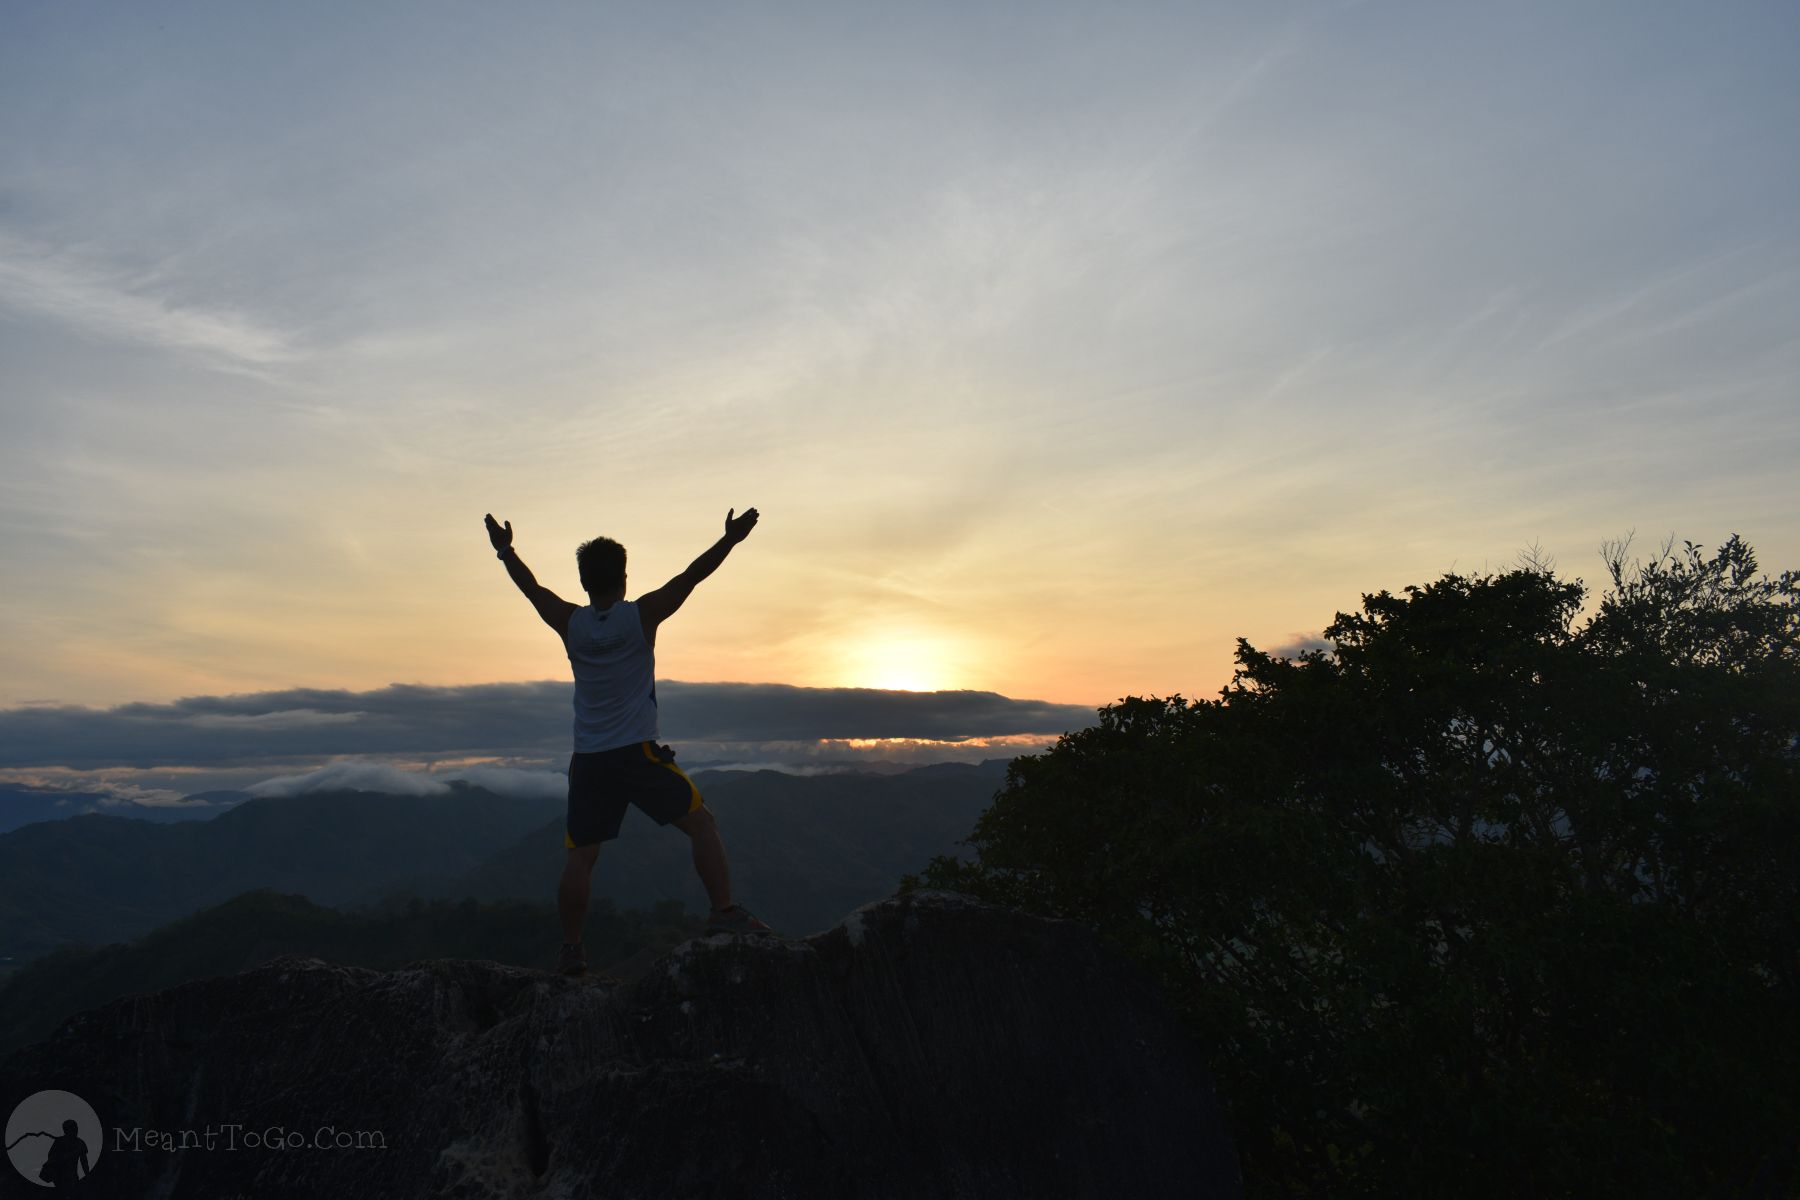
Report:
5,1090,102,1189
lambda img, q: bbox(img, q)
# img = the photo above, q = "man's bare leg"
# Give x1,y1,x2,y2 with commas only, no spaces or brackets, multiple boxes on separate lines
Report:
674,804,732,912
559,843,601,944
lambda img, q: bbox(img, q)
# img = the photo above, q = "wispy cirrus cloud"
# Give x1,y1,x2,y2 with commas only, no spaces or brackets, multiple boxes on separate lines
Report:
0,232,296,374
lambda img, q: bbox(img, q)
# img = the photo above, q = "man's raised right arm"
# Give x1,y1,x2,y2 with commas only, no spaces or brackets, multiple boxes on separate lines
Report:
485,514,577,638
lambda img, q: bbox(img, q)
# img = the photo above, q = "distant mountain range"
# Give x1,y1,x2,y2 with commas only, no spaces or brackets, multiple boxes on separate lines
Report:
0,785,249,833
431,761,1009,936
0,761,1009,962
0,786,564,961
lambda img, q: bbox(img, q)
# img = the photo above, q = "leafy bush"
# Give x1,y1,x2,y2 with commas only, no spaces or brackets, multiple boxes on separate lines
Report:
907,536,1798,1197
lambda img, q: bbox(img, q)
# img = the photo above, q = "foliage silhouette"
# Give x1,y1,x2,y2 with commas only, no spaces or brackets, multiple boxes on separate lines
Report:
905,535,1798,1197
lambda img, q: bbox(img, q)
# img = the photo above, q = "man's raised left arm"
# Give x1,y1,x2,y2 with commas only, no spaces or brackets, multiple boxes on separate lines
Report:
637,507,759,634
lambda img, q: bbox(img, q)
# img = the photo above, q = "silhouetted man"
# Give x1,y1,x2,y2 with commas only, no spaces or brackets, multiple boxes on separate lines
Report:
42,1119,89,1188
485,508,773,976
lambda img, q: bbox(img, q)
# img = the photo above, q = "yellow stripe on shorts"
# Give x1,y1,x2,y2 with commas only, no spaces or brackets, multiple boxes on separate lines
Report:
642,742,703,813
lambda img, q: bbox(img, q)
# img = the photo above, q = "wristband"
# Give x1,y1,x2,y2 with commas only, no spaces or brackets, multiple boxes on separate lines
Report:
497,549,512,560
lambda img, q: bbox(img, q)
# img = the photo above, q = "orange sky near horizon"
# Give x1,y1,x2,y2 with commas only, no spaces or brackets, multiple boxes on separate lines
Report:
3,4,1797,716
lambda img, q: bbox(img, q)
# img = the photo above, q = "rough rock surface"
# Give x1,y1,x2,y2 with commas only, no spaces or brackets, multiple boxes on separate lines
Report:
0,892,1240,1199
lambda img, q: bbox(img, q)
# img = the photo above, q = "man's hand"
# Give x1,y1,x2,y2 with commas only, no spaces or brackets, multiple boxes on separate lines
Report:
724,507,759,545
485,514,513,554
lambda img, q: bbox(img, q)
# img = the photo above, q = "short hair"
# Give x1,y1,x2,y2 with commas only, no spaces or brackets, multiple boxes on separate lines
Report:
576,537,626,595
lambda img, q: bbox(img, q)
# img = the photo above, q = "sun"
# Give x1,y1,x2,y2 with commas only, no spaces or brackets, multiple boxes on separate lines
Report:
865,661,942,693
834,628,966,693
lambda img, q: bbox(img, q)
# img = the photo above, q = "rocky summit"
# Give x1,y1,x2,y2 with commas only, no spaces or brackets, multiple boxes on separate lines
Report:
0,891,1240,1199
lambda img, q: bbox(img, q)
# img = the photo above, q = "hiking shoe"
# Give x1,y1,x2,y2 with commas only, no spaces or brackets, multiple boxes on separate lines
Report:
559,943,587,976
707,905,776,935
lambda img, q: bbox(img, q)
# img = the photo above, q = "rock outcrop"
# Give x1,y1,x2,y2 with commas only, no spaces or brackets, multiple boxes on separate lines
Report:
0,892,1240,1199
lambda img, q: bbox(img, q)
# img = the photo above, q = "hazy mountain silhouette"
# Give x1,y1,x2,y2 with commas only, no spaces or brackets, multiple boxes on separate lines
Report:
0,785,561,960
433,761,1009,935
0,784,248,833
0,762,1007,961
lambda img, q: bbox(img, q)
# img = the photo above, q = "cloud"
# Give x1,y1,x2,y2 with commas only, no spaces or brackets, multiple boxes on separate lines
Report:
0,776,192,809
89,783,202,809
677,735,1048,771
0,683,566,769
433,766,567,802
1267,633,1335,659
248,761,450,799
0,681,1097,770
694,763,863,777
657,682,1093,743
0,233,296,373
188,709,364,731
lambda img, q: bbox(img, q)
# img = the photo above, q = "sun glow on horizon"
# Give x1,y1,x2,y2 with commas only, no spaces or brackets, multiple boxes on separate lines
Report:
829,627,978,694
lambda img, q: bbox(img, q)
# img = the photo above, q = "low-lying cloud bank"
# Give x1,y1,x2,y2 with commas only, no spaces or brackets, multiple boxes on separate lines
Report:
246,761,569,801
0,681,1097,770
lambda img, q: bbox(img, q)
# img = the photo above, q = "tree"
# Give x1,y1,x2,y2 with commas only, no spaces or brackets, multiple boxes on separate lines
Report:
905,537,1799,1198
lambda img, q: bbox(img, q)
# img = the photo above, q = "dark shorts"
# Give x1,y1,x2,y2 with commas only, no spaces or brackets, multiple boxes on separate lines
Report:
565,741,703,848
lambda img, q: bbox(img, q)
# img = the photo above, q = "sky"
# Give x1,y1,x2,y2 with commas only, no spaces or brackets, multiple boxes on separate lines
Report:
2,2,1797,791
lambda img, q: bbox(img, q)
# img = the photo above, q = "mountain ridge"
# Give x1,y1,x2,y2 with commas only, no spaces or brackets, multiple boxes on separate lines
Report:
0,784,561,959
0,762,1005,960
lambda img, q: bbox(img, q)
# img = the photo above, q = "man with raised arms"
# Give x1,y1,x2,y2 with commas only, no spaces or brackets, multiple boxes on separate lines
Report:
484,507,772,976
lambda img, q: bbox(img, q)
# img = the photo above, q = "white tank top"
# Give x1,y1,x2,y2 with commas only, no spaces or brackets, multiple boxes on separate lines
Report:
565,601,659,752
